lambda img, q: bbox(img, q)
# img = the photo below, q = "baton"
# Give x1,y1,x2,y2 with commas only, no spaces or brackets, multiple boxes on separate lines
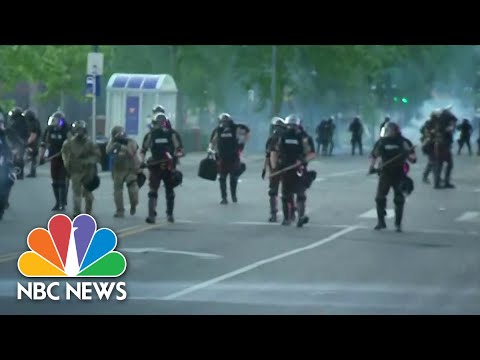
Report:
268,152,316,178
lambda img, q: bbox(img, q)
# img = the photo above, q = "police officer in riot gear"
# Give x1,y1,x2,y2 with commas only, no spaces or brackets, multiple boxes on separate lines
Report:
0,115,15,221
432,107,457,189
39,111,71,211
272,114,313,227
7,107,28,180
140,113,183,224
23,109,42,178
349,116,364,155
263,117,286,222
457,118,473,155
61,120,100,217
146,105,184,166
106,126,141,217
420,116,435,184
369,122,417,232
209,113,250,204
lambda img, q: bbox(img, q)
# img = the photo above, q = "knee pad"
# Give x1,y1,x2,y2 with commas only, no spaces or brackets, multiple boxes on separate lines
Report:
297,194,307,202
375,197,386,206
219,175,227,182
268,189,278,197
393,195,405,207
166,192,175,201
148,191,158,199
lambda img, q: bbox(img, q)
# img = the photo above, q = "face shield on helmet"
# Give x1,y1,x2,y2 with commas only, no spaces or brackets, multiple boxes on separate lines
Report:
152,113,169,130
111,126,126,139
385,122,400,137
152,105,165,115
284,114,301,129
218,113,233,128
48,111,66,129
72,120,87,138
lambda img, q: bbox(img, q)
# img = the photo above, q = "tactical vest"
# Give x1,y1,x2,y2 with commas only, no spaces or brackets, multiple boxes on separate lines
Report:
279,129,303,167
217,126,237,159
48,127,67,154
379,136,406,172
150,129,173,160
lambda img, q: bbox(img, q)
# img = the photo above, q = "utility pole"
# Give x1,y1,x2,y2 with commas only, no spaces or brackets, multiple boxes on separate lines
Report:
271,45,277,118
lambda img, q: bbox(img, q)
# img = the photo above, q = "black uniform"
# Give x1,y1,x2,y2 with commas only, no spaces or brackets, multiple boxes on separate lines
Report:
276,126,310,227
457,119,473,155
371,133,415,231
7,108,28,180
0,127,14,220
349,117,363,155
211,124,242,204
323,119,335,156
40,123,70,210
264,125,285,222
24,110,42,177
142,127,181,224
315,121,325,154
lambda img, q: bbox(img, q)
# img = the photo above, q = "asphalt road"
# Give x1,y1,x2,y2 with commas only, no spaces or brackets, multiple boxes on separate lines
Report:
0,149,479,315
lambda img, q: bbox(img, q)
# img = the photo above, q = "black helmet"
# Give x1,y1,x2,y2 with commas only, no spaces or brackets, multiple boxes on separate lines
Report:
152,105,165,114
22,109,36,121
399,176,414,196
171,170,183,188
83,175,100,192
48,111,66,127
137,172,147,188
385,122,400,137
72,120,87,136
8,106,23,118
152,113,169,128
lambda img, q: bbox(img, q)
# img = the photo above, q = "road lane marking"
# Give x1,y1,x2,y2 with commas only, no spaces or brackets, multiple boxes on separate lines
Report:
121,247,222,259
359,208,394,219
0,220,196,264
455,212,480,222
229,221,350,229
161,225,360,301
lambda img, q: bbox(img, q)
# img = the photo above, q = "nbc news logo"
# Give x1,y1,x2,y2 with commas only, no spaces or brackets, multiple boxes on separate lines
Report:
16,214,127,301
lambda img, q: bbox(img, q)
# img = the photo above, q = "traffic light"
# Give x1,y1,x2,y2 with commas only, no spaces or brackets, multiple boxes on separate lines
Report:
401,97,408,104
393,97,399,103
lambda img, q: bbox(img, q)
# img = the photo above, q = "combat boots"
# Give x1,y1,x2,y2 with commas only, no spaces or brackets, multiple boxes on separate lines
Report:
374,200,387,230
394,204,404,233
230,177,238,203
51,184,61,211
268,196,278,223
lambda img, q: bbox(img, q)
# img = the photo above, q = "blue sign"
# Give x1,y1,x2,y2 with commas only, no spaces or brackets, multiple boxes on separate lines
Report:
85,75,101,98
125,96,139,136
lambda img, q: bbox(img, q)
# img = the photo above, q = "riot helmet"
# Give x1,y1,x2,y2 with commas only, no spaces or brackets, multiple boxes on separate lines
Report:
72,120,88,138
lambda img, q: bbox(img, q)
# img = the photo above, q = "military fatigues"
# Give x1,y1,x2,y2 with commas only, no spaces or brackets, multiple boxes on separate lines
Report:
141,128,181,223
210,124,250,203
106,136,140,217
371,135,414,230
432,112,456,189
349,119,363,155
420,119,435,183
40,125,70,210
61,134,100,216
0,129,14,220
264,128,285,222
457,120,473,155
274,127,312,226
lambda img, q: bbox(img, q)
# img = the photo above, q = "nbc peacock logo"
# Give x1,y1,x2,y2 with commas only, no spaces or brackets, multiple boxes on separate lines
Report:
16,214,128,301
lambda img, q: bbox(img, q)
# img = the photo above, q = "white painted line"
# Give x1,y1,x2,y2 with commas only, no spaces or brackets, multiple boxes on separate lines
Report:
229,221,350,229
455,212,480,222
359,208,394,219
161,225,360,301
121,247,222,259
474,189,480,193
325,169,365,178
315,178,326,182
